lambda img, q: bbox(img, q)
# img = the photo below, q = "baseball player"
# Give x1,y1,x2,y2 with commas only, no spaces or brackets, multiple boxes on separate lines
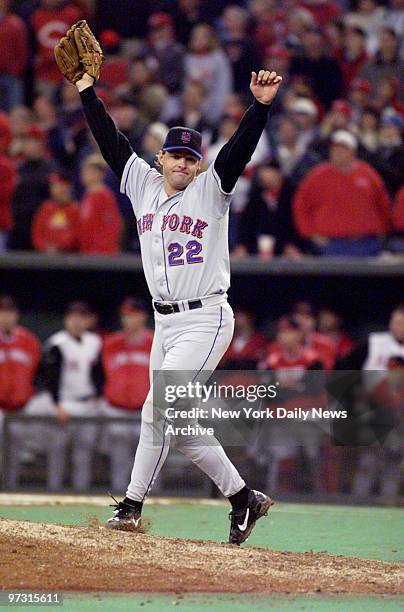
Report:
41,301,103,491
100,297,153,492
55,22,282,544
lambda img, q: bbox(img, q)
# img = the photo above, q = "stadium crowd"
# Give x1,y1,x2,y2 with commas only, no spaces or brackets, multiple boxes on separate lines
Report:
0,0,403,256
0,293,403,502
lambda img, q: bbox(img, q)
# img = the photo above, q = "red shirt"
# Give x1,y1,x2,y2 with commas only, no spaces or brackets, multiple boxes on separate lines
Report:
32,199,80,252
102,330,153,411
393,186,404,231
79,185,122,254
221,331,268,367
0,154,16,230
0,13,28,77
30,4,81,82
293,160,391,239
0,326,41,411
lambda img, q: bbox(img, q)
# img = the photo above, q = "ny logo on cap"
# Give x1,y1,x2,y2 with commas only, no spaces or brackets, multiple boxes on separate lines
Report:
181,131,192,143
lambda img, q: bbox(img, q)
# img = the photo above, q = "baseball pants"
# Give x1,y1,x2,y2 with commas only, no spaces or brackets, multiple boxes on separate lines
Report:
126,300,246,501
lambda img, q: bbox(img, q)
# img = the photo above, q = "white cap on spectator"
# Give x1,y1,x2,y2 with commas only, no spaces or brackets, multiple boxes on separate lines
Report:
331,130,358,151
148,122,169,143
290,98,318,117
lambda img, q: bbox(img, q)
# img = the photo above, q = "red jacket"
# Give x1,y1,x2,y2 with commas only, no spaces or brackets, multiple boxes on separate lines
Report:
0,154,16,230
32,199,80,252
30,4,81,82
102,330,153,410
0,326,41,411
79,185,122,254
393,186,404,231
221,331,268,367
293,160,391,239
0,13,28,77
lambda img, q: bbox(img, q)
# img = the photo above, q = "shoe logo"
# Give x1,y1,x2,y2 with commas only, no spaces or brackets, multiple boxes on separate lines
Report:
237,508,249,531
131,517,141,527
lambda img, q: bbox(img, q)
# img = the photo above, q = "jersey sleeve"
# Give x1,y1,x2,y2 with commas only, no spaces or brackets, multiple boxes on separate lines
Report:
120,152,161,217
195,162,236,219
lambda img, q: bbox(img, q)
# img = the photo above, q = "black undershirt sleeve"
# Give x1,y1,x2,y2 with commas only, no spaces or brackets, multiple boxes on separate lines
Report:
42,344,63,404
214,99,271,194
79,86,134,180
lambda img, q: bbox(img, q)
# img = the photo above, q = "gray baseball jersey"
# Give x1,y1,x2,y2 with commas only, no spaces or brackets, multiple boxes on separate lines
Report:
120,153,235,301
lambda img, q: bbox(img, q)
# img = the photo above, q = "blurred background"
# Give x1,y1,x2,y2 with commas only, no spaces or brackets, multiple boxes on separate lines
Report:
0,0,403,504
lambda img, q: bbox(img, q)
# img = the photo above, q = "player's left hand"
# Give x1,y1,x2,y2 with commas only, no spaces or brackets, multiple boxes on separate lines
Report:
250,70,282,105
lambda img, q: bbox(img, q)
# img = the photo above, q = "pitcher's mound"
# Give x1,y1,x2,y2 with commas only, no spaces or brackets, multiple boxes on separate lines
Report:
0,519,402,594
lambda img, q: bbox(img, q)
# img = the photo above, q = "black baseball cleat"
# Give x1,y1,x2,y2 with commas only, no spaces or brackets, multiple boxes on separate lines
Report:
106,496,142,532
228,489,274,545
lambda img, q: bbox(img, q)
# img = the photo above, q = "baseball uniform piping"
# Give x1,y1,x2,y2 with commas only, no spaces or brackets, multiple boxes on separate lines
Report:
122,154,137,196
192,306,223,381
142,417,168,502
161,199,180,295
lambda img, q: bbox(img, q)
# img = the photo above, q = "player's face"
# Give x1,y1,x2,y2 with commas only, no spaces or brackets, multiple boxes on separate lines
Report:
160,150,201,192
0,309,19,333
121,311,147,333
389,311,404,344
64,313,88,338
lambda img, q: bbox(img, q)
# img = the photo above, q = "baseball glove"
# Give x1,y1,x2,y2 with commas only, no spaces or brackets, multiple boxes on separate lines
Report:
54,20,103,84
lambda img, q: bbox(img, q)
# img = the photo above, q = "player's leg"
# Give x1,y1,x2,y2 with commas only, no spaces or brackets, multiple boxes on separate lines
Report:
161,303,273,544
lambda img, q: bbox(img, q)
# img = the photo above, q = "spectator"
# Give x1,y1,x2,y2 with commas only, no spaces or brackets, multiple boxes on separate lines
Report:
41,301,103,491
0,0,28,111
317,307,356,361
360,27,403,96
392,186,404,244
355,106,380,152
290,301,336,370
140,122,169,168
8,125,53,250
170,0,204,45
363,305,404,370
97,30,130,91
289,97,319,152
374,115,404,198
0,113,16,251
345,0,386,54
167,82,213,139
289,25,343,108
384,0,404,40
79,154,122,255
0,295,41,418
309,98,353,161
30,0,81,94
221,5,257,93
334,25,369,95
220,307,267,369
235,162,301,258
348,77,372,120
184,23,233,125
8,105,35,159
273,116,306,178
31,171,80,253
261,316,325,493
100,297,153,492
144,12,185,94
293,129,391,256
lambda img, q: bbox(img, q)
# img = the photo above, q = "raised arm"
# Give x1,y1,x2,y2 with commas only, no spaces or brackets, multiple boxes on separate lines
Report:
77,75,133,180
214,70,282,194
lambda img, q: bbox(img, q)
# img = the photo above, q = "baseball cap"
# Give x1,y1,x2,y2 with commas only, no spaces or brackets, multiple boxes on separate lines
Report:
331,130,358,151
351,79,371,94
148,12,173,29
0,295,18,311
277,316,300,331
120,297,148,315
162,126,202,159
49,170,71,184
290,98,318,118
331,99,352,118
99,30,121,49
265,44,291,60
26,125,46,141
65,301,92,316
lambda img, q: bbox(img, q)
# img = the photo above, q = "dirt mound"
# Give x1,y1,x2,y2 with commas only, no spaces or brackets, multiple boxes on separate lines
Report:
0,519,402,594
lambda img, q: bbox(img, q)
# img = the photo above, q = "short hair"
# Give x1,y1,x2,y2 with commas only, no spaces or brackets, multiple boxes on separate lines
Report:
83,153,107,172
